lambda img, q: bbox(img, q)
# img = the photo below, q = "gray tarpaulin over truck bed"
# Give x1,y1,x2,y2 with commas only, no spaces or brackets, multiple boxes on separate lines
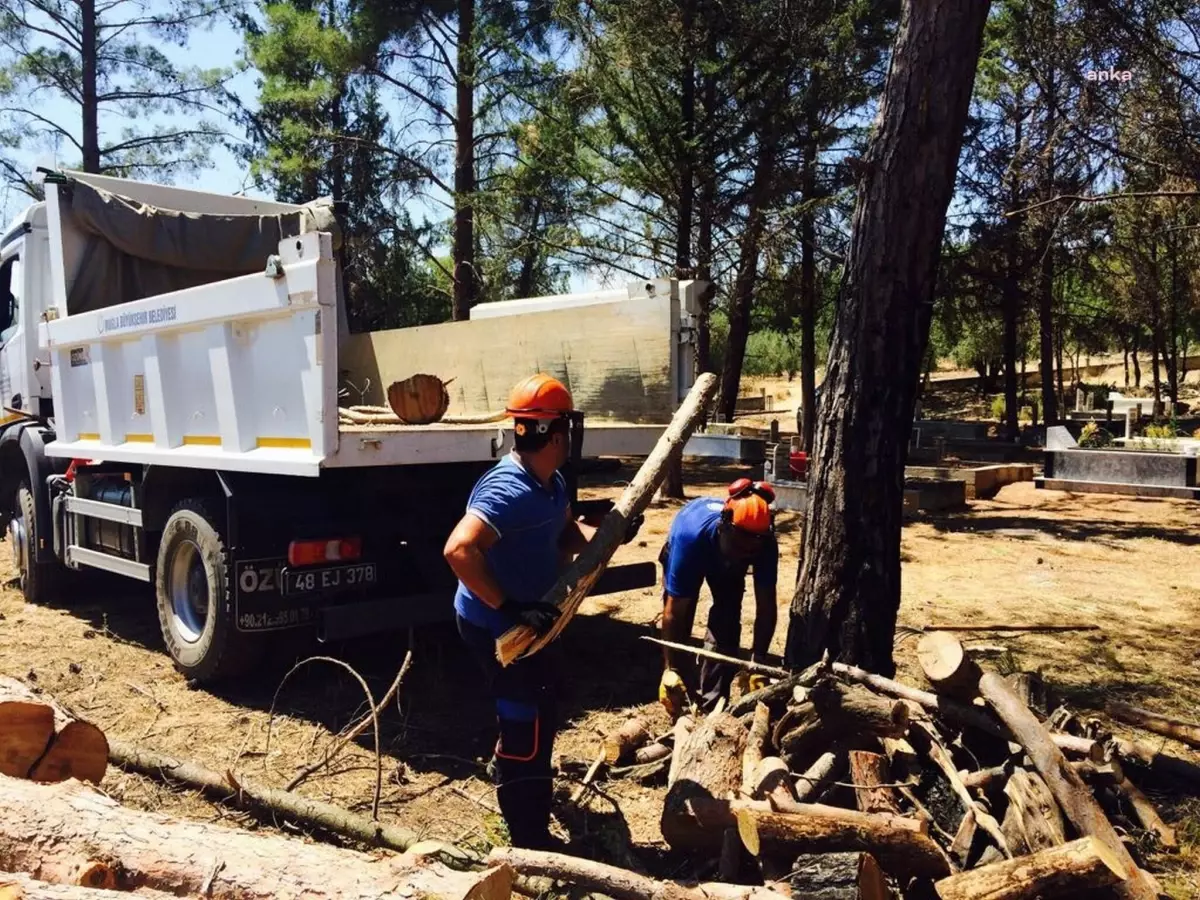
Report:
62,179,341,314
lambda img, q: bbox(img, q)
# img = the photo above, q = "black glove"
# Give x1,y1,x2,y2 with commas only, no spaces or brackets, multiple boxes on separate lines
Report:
502,599,562,636
622,512,645,545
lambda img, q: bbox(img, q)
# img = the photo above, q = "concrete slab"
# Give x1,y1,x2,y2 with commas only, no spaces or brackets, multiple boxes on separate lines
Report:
1044,448,1197,488
1035,477,1200,500
682,433,766,463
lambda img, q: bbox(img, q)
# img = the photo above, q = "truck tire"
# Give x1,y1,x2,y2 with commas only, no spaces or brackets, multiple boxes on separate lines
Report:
155,499,254,683
10,482,58,605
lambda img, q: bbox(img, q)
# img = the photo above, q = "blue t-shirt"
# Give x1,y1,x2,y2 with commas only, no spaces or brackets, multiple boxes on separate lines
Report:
453,454,569,636
662,497,778,599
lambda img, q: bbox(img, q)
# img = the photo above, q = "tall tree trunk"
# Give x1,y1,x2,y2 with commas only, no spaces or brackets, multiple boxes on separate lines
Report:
1037,31,1058,426
1168,228,1180,407
452,0,477,320
1002,100,1022,441
718,135,777,422
81,0,100,172
695,11,718,375
658,0,698,501
800,75,820,456
1054,310,1064,414
783,0,991,676
1132,328,1142,388
1149,230,1163,415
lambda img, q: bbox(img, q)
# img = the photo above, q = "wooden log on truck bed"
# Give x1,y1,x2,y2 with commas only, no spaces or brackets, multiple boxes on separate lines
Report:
486,847,789,900
1106,701,1200,750
918,633,1157,900
495,372,718,665
787,852,891,900
0,679,106,784
932,836,1126,900
0,774,511,900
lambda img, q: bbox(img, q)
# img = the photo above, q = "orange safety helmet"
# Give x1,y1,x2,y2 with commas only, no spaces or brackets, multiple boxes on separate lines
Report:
506,373,574,420
723,479,774,534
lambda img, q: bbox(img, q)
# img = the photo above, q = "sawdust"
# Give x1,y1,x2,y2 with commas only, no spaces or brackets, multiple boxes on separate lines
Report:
1,468,1199,893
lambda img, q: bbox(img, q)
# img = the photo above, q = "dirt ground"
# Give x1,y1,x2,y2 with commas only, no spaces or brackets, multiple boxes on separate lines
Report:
2,468,1200,895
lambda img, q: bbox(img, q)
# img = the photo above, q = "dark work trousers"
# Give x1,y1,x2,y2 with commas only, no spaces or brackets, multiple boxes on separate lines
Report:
698,568,749,712
457,614,558,849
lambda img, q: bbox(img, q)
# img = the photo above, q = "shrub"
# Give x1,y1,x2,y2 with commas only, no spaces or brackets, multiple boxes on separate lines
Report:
990,396,1006,421
1078,422,1113,448
1143,423,1179,439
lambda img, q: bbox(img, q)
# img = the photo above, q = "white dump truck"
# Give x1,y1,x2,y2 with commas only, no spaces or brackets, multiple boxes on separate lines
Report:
0,170,703,682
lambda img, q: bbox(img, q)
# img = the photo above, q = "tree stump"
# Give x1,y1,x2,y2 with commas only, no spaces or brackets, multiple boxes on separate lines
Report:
661,712,747,848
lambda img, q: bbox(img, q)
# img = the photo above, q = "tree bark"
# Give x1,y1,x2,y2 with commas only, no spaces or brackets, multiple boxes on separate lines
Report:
1000,768,1065,855
486,848,788,900
778,682,908,763
932,836,1126,900
848,752,902,816
800,76,821,456
785,0,992,676
0,774,510,900
1106,700,1200,750
0,679,106,784
0,872,177,900
80,0,99,172
742,703,771,797
787,852,890,900
452,0,477,320
496,373,718,664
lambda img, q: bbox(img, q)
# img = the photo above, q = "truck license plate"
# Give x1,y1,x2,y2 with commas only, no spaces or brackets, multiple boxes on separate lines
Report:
282,563,377,596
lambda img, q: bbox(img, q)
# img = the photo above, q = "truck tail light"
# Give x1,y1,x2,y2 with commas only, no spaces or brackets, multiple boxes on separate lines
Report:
288,537,362,567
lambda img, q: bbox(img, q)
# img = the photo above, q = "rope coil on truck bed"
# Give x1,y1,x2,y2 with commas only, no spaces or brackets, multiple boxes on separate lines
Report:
337,406,508,426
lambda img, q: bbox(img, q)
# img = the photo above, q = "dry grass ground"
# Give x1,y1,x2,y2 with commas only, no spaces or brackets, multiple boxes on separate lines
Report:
1,468,1199,894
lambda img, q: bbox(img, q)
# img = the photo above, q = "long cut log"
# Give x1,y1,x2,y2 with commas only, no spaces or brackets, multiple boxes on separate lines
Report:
1112,773,1177,849
828,663,1100,759
0,679,106,784
732,802,951,880
932,836,1126,900
496,373,718,664
778,682,908,763
787,852,891,900
974,669,1157,900
1107,700,1200,750
793,749,844,803
486,847,789,900
604,719,652,765
0,774,511,900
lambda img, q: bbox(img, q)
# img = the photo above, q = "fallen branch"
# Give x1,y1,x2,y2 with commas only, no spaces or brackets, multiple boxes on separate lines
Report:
639,637,789,679
287,637,414,792
1106,701,1200,750
924,623,1100,633
0,871,178,900
487,847,788,900
496,372,718,665
933,836,1126,900
266,657,382,819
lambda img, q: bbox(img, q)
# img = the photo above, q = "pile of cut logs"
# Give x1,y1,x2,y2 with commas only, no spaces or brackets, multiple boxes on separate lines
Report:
546,633,1194,900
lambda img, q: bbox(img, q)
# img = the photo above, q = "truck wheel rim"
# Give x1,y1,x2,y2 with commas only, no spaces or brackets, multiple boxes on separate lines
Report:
169,539,209,644
8,511,26,590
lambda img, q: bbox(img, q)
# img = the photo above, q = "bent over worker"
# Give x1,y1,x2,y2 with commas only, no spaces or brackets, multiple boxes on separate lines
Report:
443,373,639,849
658,479,779,713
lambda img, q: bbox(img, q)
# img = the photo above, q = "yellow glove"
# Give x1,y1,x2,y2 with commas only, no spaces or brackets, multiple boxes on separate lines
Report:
748,673,769,692
659,668,689,721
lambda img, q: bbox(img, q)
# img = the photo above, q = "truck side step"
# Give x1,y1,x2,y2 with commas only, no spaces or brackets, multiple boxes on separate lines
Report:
66,545,152,581
64,496,144,526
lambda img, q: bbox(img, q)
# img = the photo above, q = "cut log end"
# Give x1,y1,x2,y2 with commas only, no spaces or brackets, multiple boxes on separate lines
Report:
917,631,981,697
387,374,451,425
603,719,651,765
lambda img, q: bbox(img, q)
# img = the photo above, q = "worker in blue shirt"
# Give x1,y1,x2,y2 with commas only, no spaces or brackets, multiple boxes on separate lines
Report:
658,479,779,713
443,373,641,849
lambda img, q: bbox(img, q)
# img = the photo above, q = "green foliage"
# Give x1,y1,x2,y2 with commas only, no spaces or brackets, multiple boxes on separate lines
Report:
990,396,1006,420
1078,422,1114,448
0,0,233,189
1143,423,1181,439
